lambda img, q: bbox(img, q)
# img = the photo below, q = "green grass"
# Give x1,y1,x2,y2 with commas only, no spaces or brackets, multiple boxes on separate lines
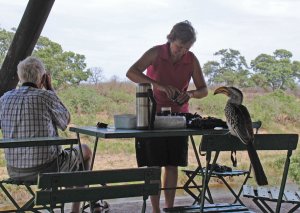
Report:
1,83,300,207
248,90,300,132
58,84,300,184
0,150,5,167
290,149,300,183
95,138,136,155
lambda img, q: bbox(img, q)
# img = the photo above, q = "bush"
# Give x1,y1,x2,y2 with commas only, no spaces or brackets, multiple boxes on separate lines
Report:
248,90,300,132
290,151,300,184
190,91,226,118
55,84,300,184
58,85,108,114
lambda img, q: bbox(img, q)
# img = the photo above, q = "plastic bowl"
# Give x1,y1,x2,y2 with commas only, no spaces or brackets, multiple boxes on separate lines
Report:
114,114,137,129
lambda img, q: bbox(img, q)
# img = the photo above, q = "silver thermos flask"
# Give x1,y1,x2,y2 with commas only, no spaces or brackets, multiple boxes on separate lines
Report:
136,83,156,130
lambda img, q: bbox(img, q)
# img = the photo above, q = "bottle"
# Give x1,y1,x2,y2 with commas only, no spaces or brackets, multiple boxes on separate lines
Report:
136,83,156,129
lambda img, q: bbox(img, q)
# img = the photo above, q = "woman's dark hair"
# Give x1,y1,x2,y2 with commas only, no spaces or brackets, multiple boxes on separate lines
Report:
167,20,196,44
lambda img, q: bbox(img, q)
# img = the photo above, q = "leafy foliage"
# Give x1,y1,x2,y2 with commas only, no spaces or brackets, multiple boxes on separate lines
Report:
0,28,14,65
0,28,91,89
58,84,136,127
189,90,227,118
1,25,300,186
290,151,300,184
202,49,250,87
0,150,6,167
248,90,300,131
202,48,300,91
33,36,91,88
251,49,300,91
59,86,107,114
57,84,300,184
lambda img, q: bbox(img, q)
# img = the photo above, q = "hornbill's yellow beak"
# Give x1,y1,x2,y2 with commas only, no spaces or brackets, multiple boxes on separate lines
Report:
214,86,230,96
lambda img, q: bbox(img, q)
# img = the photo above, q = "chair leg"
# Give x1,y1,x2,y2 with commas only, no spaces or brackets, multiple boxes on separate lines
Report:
233,173,251,204
193,185,214,205
253,198,273,213
288,203,300,213
184,170,214,205
185,172,199,203
0,182,21,209
183,167,203,203
20,196,35,210
218,176,245,205
21,184,36,210
141,199,146,213
61,203,65,213
25,184,35,196
205,185,214,204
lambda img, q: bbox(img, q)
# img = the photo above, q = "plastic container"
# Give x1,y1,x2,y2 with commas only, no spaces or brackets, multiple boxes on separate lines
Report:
114,114,137,129
154,116,186,129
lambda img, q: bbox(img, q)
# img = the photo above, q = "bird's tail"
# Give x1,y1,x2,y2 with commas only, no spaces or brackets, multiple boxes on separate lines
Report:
247,144,268,186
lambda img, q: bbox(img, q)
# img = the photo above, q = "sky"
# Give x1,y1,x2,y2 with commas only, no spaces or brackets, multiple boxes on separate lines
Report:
0,0,300,81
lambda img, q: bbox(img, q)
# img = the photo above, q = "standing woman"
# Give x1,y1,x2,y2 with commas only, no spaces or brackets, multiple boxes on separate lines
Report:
126,20,208,213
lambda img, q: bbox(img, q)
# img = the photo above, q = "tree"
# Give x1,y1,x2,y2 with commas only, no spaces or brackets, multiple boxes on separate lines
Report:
292,61,300,81
87,67,105,84
202,49,250,87
251,49,299,91
0,28,14,66
62,51,91,85
33,36,91,88
33,36,66,88
0,27,91,89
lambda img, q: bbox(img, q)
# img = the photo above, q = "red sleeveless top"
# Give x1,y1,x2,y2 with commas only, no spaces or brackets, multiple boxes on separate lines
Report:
147,43,194,113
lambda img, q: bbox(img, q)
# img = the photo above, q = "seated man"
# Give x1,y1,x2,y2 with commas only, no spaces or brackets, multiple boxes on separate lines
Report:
0,56,92,213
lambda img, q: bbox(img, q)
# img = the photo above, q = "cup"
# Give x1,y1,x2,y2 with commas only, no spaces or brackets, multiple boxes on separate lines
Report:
161,107,171,116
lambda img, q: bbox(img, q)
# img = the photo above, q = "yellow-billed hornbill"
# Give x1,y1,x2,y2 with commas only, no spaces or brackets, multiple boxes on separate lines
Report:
214,86,268,186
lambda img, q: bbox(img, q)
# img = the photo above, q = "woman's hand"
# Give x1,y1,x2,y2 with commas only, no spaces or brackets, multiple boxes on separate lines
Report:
174,91,191,105
156,84,181,100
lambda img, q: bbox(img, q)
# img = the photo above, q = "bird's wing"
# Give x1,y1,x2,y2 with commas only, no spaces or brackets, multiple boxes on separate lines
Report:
226,103,254,144
239,104,254,137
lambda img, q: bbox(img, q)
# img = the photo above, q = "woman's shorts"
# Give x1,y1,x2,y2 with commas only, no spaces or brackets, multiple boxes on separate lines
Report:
7,146,82,181
135,136,188,167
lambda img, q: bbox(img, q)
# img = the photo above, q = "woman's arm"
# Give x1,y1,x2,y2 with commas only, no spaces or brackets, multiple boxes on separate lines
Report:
126,47,159,86
126,46,180,99
174,55,208,105
188,56,208,99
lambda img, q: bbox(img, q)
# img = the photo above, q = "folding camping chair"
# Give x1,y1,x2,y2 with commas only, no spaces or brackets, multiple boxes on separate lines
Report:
0,137,78,212
242,134,299,213
199,133,299,213
183,121,262,205
35,167,161,213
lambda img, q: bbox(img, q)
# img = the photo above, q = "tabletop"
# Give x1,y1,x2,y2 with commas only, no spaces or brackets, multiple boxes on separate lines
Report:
69,126,228,139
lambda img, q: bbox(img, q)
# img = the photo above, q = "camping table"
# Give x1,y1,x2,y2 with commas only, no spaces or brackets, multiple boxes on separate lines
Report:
69,126,228,201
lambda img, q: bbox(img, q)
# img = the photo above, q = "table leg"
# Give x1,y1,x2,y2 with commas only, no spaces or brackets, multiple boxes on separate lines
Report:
200,151,220,212
90,137,99,170
190,136,202,170
76,133,85,171
183,136,213,205
76,134,100,213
